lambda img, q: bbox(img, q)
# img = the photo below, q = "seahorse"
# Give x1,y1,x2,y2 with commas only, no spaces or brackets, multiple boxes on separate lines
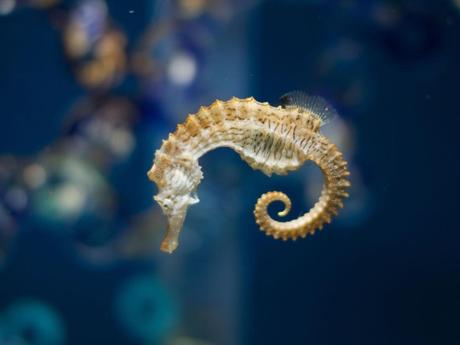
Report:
147,93,350,253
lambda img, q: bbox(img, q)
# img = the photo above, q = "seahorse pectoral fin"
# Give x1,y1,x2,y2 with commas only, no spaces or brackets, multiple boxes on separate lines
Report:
189,192,199,204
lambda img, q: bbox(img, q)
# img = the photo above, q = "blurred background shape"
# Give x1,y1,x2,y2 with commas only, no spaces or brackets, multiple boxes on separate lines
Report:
0,299,65,345
114,274,177,344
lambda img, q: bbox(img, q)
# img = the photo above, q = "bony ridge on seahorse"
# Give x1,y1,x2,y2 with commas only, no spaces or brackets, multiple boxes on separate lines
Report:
147,92,351,253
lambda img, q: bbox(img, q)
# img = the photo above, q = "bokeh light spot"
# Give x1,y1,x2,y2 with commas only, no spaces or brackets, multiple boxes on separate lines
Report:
167,53,197,86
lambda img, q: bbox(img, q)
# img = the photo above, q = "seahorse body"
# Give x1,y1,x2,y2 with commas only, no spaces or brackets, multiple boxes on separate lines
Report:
148,97,350,253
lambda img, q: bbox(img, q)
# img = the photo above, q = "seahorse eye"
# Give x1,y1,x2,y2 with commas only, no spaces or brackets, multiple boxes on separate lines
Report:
154,195,171,212
162,199,174,212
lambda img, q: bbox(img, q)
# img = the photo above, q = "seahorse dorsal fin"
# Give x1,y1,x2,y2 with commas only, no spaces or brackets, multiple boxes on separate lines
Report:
279,91,338,126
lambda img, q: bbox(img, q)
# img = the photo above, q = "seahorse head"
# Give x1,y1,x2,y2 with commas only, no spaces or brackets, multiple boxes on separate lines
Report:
147,152,202,253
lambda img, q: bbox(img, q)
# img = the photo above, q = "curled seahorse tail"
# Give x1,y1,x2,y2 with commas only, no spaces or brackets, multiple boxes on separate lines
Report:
253,141,350,241
254,191,295,240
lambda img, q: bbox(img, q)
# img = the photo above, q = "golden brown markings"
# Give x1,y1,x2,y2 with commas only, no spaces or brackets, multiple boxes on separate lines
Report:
162,134,181,156
149,96,350,253
284,141,294,160
185,115,201,136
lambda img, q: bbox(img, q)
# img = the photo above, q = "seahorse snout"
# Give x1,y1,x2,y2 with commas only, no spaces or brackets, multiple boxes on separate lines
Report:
159,205,189,254
160,237,178,254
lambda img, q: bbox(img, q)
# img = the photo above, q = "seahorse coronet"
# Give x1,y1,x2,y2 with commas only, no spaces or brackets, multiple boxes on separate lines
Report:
148,96,351,253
